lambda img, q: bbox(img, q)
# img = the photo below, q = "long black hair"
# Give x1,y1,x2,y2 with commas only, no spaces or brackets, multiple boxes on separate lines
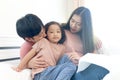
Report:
64,7,95,55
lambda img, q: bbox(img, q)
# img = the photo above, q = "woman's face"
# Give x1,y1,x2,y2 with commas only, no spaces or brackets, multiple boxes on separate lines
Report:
70,14,82,33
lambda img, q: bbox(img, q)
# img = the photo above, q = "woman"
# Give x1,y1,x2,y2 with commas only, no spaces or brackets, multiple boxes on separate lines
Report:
61,6,108,80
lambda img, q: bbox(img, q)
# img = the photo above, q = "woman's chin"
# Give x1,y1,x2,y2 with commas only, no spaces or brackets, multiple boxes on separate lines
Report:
70,29,78,33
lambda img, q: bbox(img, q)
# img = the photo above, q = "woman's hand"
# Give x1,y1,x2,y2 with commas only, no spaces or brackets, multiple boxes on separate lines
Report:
68,52,81,60
68,51,82,65
27,55,49,69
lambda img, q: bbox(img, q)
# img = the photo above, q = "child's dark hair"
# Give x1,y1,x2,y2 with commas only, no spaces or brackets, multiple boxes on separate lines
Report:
16,14,44,39
45,21,66,44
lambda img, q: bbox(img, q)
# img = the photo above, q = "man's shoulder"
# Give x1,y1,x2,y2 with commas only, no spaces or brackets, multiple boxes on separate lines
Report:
21,41,34,48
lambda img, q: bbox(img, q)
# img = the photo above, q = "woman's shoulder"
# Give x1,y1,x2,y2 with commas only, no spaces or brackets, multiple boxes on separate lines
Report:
94,36,102,49
94,36,102,43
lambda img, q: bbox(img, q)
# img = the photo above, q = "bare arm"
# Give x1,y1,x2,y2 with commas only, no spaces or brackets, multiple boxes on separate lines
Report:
19,39,49,69
13,49,37,71
94,37,105,54
20,41,34,60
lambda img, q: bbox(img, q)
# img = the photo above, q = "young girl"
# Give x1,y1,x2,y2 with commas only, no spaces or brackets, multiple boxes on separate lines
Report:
13,21,76,80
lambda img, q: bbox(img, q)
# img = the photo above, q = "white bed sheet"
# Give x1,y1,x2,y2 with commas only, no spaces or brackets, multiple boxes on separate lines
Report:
0,53,120,80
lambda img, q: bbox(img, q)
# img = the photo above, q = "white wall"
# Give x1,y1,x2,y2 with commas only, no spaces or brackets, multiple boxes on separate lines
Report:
2,0,120,55
84,0,120,55
0,0,68,46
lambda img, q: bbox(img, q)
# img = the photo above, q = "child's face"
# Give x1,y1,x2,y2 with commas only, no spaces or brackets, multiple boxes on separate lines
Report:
32,28,46,42
47,24,62,44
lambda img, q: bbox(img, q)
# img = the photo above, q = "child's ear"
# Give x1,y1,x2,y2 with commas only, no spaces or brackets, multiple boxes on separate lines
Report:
25,37,34,42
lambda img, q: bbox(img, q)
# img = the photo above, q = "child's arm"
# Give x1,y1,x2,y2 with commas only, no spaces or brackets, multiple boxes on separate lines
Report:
13,48,37,72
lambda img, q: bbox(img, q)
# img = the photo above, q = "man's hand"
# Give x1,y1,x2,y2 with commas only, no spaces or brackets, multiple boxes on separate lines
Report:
27,55,49,69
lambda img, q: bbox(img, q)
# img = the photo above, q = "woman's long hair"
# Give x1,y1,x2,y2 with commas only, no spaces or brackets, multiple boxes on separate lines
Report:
64,7,95,55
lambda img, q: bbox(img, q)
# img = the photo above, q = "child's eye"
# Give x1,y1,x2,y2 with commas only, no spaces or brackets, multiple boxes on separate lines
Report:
57,31,61,33
50,32,53,33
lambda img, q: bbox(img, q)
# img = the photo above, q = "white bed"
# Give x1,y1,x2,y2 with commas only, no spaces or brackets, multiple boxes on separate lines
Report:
0,53,120,80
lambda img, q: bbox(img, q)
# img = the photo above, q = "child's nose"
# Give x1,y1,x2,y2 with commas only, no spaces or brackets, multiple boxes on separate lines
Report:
54,33,58,36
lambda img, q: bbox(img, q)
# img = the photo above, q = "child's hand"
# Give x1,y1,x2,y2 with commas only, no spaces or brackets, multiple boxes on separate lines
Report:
12,66,21,72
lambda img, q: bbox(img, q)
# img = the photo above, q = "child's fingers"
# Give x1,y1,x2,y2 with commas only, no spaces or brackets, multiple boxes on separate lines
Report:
11,67,21,72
